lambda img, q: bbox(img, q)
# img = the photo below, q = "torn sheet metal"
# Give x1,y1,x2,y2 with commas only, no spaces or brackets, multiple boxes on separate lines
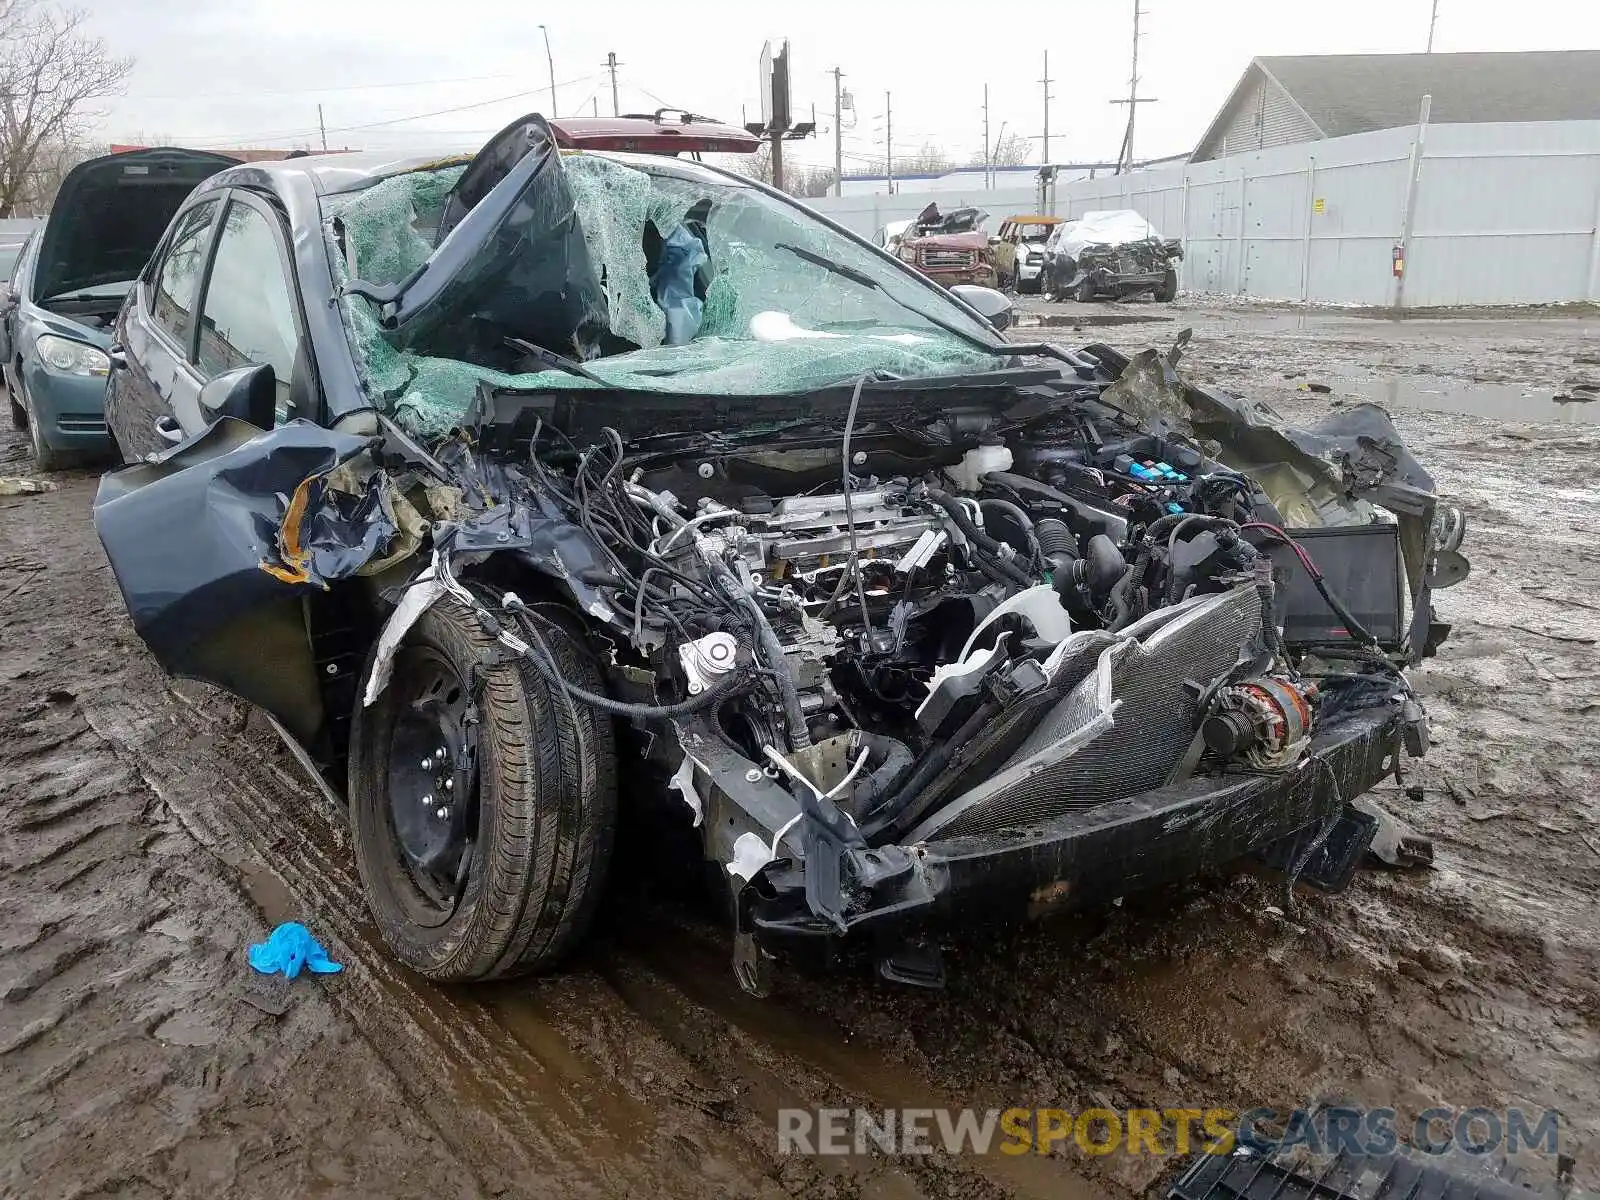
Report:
93,418,390,746
669,755,705,827
362,566,449,707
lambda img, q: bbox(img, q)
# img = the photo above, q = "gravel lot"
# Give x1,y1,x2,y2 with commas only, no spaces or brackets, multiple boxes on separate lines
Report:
2,299,1597,1199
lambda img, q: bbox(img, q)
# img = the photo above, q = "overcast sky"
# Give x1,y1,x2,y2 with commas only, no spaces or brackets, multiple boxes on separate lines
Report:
78,0,1600,173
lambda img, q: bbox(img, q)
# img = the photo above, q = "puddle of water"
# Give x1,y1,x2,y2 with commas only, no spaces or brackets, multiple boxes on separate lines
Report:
1338,376,1599,425
236,859,297,926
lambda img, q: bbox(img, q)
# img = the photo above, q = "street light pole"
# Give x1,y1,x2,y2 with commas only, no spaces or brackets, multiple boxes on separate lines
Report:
539,25,557,117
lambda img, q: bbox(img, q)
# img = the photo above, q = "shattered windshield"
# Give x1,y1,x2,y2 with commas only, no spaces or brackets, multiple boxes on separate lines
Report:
323,152,1004,438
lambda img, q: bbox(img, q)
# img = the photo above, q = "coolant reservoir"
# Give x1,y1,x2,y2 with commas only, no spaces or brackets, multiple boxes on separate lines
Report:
948,438,1013,491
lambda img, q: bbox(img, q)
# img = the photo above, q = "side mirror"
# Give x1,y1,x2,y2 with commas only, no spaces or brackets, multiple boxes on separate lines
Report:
198,363,276,431
949,284,1014,332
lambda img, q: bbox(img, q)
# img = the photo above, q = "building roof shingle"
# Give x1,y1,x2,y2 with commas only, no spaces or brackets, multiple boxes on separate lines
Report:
1256,50,1600,138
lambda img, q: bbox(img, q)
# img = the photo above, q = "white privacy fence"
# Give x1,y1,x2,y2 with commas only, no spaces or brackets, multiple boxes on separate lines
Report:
805,120,1600,308
805,186,1042,242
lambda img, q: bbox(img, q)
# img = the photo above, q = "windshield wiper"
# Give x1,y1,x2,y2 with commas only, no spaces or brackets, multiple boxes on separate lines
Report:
775,242,879,288
504,337,608,386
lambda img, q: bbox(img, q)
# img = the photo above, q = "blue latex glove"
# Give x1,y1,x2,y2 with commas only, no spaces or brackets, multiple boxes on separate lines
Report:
247,922,343,979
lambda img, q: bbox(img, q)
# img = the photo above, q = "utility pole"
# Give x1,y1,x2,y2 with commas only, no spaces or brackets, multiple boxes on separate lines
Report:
539,25,557,117
831,67,845,197
983,83,991,188
1040,51,1053,166
884,91,893,195
603,51,620,116
771,125,785,193
1111,0,1156,173
592,96,599,117
317,104,327,152
1426,0,1440,51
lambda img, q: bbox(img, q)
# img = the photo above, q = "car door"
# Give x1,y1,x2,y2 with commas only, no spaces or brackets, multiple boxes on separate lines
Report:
993,220,1017,278
0,234,36,370
187,190,311,433
109,196,224,459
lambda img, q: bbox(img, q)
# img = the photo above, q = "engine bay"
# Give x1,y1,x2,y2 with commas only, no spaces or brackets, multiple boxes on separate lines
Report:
466,348,1438,887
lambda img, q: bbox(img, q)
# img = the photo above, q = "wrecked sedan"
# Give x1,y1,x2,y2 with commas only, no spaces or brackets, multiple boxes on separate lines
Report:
1046,208,1182,303
95,115,1466,994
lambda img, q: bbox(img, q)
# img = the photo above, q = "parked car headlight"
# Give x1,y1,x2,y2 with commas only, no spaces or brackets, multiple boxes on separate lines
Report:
36,334,110,377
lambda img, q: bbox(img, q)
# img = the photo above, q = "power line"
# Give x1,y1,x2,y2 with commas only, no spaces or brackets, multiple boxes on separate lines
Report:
165,75,601,146
125,71,521,101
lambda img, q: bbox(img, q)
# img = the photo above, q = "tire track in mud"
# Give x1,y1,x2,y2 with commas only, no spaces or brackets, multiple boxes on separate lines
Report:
86,672,1107,1200
0,692,472,1199
0,458,487,1200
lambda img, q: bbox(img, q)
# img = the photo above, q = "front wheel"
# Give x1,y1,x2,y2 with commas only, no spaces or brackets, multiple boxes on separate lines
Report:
349,591,618,982
1075,275,1097,304
6,373,24,430
1156,267,1178,303
21,380,62,471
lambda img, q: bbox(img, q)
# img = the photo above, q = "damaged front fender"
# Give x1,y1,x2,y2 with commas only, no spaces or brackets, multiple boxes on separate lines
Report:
94,418,394,749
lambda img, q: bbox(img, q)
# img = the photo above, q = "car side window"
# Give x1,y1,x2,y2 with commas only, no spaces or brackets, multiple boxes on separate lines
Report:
150,200,220,348
195,201,302,424
5,235,32,288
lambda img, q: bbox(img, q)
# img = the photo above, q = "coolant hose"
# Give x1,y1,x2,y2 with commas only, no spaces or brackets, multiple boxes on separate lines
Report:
978,498,1044,572
848,732,914,813
732,582,812,749
1106,540,1154,632
925,488,1035,587
869,699,1003,840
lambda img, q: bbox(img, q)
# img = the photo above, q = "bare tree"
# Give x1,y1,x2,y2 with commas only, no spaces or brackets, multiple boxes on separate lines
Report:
964,132,1032,170
730,147,836,199
0,1,131,216
889,141,951,176
990,132,1031,167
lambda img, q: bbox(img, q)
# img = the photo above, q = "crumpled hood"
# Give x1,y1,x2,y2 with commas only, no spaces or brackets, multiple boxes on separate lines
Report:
35,148,238,301
1058,210,1162,260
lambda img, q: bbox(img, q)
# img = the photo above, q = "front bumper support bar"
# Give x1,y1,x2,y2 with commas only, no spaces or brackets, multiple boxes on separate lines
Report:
744,703,1401,949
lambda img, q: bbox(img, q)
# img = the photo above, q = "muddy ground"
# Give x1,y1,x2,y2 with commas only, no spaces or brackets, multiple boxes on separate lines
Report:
2,301,1598,1200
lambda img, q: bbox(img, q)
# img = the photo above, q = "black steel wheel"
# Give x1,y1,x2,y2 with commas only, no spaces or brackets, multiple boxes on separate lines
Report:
1075,275,1097,304
6,375,24,430
382,645,479,917
349,591,618,982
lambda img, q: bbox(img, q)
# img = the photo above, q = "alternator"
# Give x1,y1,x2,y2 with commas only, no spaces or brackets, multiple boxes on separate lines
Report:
1201,677,1317,770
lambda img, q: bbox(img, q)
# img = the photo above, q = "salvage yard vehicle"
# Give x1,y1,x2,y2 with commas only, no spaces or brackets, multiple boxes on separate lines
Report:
5,147,238,467
895,203,997,289
1045,208,1182,303
94,114,1466,995
992,215,1065,294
